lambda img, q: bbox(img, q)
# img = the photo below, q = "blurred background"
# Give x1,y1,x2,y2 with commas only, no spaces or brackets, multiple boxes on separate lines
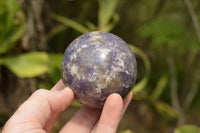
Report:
0,0,200,132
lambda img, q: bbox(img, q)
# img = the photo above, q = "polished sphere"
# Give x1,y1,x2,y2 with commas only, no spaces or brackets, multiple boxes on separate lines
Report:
61,31,137,109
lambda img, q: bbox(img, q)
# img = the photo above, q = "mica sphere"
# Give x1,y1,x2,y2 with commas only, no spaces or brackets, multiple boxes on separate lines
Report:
61,31,137,109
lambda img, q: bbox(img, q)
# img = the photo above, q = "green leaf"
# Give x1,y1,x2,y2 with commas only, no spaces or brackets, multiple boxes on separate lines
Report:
151,75,168,101
0,0,26,54
154,101,178,118
129,44,151,94
175,125,200,133
139,18,186,45
139,18,199,49
120,129,135,133
98,0,118,30
50,13,90,34
85,21,97,31
49,54,63,69
47,54,63,83
1,52,49,78
46,24,68,42
71,100,82,108
101,13,119,32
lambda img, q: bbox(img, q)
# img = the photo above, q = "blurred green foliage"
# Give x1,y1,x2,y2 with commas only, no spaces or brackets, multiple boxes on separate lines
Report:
1,52,49,77
139,18,200,50
0,0,62,79
121,129,135,133
0,0,25,54
175,125,200,133
0,0,200,132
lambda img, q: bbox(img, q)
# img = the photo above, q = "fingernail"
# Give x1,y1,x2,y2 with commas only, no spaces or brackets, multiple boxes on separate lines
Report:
60,87,72,93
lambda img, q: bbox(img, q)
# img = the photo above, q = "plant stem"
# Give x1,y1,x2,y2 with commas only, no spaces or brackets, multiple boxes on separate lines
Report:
167,56,185,125
183,0,200,110
184,0,200,41
183,63,200,110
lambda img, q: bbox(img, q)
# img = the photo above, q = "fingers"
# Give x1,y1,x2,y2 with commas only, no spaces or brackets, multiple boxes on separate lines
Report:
3,87,74,133
121,91,133,116
29,88,74,123
60,92,133,133
51,79,66,91
43,114,59,132
44,79,67,131
95,93,123,133
60,107,101,133
94,92,133,133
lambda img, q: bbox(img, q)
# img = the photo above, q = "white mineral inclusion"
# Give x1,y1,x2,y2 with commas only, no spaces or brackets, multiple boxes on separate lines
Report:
91,35,103,40
61,31,137,109
99,48,110,59
100,53,106,59
89,32,105,43
69,64,79,78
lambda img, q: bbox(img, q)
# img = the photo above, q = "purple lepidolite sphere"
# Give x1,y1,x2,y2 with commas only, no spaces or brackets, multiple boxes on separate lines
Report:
61,31,137,109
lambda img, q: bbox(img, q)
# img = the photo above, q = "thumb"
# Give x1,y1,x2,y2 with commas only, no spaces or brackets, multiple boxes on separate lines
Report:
3,87,74,133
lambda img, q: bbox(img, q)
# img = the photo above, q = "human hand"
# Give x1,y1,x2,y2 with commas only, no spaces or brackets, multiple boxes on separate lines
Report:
2,79,133,133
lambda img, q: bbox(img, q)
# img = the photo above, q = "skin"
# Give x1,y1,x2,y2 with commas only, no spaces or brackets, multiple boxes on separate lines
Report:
2,79,133,133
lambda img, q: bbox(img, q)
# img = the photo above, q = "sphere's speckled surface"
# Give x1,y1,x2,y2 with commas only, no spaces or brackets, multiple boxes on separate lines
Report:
61,31,137,109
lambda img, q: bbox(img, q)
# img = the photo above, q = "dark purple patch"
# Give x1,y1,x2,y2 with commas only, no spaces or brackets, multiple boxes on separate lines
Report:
61,31,137,109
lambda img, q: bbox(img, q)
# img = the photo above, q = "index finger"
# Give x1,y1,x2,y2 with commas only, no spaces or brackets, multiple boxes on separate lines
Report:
51,79,66,91
94,92,133,133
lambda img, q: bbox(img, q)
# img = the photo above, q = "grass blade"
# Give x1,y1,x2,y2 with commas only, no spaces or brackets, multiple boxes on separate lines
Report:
50,13,90,34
